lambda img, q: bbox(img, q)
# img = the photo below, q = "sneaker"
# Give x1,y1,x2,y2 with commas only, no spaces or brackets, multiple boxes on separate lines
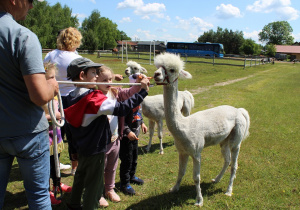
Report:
71,169,76,176
49,191,61,205
121,184,135,195
53,183,72,193
60,163,71,170
130,176,144,185
99,196,109,208
105,189,121,202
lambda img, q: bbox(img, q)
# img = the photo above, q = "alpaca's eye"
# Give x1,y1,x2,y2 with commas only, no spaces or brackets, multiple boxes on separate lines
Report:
170,69,175,73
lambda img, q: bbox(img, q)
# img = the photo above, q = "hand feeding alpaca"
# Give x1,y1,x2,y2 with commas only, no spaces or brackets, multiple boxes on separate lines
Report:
153,53,250,206
143,91,194,154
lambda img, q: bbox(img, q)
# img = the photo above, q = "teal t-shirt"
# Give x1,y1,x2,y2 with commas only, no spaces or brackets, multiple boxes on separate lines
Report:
0,12,48,138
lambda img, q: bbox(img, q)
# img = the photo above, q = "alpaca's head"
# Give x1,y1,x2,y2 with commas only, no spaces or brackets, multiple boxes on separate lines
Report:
124,61,148,76
153,53,192,85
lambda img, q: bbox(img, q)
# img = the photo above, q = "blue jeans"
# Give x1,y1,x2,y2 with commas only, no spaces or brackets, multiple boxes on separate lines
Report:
0,130,51,210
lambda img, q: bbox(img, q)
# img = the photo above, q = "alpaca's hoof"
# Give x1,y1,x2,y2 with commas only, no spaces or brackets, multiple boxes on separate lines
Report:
159,151,164,155
194,201,203,207
212,178,220,183
225,191,232,196
169,186,179,193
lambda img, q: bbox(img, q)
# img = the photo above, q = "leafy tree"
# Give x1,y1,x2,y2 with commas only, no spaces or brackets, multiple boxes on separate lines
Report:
198,27,244,54
19,1,79,49
80,10,128,50
240,39,260,55
117,30,131,41
265,44,277,57
259,21,294,45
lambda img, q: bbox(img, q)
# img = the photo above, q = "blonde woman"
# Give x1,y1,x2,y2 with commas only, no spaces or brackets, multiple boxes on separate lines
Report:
44,27,82,176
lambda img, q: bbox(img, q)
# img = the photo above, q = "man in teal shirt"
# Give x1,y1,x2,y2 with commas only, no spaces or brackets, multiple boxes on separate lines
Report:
0,0,58,209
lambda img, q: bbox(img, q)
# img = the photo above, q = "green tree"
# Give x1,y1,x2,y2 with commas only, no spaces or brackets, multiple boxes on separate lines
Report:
265,44,277,57
198,27,244,54
19,1,79,49
240,39,260,55
80,10,128,50
258,21,294,45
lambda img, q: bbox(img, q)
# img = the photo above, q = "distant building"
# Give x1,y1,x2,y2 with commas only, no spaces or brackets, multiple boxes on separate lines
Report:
275,45,300,60
116,41,166,53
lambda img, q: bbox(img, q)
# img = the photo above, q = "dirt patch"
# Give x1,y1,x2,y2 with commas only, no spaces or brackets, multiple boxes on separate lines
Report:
189,75,254,95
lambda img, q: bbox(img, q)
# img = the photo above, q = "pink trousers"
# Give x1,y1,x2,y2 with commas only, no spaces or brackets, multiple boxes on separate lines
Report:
104,139,120,192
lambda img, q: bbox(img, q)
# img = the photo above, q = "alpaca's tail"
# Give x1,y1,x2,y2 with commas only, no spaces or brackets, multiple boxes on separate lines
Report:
238,108,250,140
184,90,195,110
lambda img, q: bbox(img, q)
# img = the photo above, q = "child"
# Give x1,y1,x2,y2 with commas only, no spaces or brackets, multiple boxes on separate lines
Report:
96,66,146,207
119,74,148,195
63,57,149,210
42,62,72,206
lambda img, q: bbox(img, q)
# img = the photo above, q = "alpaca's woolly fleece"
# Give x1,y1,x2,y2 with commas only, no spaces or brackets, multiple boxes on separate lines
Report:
153,52,250,207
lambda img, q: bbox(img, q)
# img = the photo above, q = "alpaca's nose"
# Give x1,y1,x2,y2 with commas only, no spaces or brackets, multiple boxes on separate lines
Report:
154,72,161,78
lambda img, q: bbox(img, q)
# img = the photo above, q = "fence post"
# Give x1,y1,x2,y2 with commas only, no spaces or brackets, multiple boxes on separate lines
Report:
213,54,215,66
244,56,246,69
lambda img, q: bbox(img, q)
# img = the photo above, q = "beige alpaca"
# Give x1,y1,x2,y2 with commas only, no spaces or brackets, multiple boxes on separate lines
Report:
153,53,250,206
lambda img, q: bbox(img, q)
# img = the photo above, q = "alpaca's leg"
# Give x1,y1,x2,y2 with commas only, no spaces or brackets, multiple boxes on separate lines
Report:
146,120,155,152
192,155,203,206
157,120,164,154
225,145,240,196
170,153,189,192
212,143,231,183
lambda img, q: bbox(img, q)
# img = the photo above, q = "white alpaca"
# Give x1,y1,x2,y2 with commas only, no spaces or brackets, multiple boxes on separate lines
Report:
124,60,147,77
153,53,250,206
143,91,194,154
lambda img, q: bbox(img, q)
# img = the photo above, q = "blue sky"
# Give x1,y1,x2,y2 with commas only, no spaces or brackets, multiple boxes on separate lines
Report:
45,0,300,45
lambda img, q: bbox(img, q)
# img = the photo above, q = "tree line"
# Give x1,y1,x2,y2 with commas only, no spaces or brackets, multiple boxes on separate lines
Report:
19,1,295,56
19,1,130,50
197,21,294,56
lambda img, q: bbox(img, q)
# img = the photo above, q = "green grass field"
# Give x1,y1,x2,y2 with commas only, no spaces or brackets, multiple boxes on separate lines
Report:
3,55,300,209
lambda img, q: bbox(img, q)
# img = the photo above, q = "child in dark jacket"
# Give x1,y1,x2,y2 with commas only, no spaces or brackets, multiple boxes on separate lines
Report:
119,75,148,196
63,57,149,210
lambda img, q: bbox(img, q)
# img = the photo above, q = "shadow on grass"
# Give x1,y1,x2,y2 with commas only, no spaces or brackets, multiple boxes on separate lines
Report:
3,191,28,210
124,182,223,209
138,141,174,155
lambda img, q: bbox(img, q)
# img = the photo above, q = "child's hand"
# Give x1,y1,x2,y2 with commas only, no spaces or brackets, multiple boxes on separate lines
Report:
140,77,150,92
114,74,123,81
141,123,147,134
127,131,139,141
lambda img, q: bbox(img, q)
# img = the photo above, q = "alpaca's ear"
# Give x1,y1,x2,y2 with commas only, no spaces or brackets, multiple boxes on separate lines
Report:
141,67,148,74
179,70,192,79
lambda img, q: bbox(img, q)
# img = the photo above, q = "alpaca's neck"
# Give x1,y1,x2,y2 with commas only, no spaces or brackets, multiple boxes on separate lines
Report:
163,81,184,130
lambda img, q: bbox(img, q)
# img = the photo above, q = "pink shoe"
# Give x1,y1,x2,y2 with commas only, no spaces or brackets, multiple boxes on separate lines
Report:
105,189,121,202
49,191,61,205
99,196,109,208
53,183,72,193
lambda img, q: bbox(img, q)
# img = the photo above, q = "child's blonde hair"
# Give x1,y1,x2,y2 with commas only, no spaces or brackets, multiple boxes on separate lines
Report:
44,62,58,79
97,65,115,79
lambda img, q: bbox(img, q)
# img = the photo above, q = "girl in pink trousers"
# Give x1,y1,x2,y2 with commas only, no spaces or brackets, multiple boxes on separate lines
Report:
97,66,145,207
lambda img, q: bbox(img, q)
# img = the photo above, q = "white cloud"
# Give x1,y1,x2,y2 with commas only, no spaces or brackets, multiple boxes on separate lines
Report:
246,0,299,21
72,13,87,19
216,4,242,19
292,32,300,41
117,0,167,20
136,29,157,40
190,17,214,31
90,0,96,4
117,0,144,9
120,17,132,23
175,16,213,32
243,30,261,42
